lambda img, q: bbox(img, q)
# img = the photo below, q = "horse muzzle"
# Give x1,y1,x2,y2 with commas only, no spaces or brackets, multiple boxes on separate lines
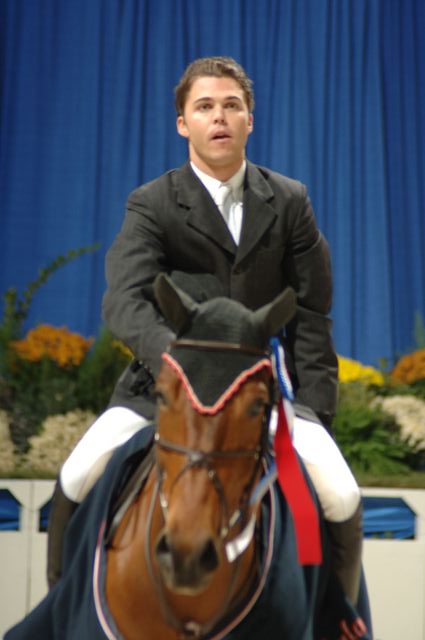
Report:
155,527,220,595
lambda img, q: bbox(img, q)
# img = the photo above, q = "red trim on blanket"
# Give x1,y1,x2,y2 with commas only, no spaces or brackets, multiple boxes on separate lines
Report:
93,488,276,640
93,521,119,640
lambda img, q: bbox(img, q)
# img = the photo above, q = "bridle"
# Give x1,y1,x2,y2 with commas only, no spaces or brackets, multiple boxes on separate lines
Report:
156,338,273,540
168,338,272,356
145,338,275,639
155,427,266,543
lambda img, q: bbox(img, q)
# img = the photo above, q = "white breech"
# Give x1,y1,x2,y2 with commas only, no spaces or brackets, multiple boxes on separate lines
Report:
292,417,360,523
60,406,360,524
60,407,149,502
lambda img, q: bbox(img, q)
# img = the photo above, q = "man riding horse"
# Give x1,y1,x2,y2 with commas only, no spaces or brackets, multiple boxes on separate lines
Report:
47,57,365,616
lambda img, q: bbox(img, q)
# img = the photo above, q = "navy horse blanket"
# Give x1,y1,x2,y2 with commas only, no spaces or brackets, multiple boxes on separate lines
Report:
5,427,370,640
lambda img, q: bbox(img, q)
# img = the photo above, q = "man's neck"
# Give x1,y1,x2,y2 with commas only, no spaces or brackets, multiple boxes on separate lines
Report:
189,157,245,183
191,161,246,197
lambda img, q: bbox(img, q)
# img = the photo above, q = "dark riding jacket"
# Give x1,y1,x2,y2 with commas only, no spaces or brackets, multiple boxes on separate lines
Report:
103,161,338,427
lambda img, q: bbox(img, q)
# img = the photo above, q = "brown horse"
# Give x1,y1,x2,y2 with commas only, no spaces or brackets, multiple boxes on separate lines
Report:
104,274,299,639
105,369,273,639
4,274,370,640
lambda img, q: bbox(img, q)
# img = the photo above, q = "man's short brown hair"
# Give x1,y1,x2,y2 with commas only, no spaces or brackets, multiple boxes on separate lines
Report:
174,56,255,116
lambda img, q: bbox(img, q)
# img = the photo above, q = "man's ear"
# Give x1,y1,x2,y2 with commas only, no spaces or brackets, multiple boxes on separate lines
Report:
176,115,189,139
248,113,254,134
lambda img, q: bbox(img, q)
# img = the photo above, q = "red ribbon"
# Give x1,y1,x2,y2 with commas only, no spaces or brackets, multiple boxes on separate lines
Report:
274,401,322,565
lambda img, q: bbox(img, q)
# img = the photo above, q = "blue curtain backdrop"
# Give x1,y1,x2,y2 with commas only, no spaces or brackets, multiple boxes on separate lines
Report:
0,0,424,368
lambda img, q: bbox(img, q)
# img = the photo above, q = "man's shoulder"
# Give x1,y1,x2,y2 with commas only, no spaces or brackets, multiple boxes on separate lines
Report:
249,162,306,192
247,162,307,200
127,163,190,203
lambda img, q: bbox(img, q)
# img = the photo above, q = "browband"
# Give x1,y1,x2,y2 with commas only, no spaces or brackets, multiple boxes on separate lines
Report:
169,339,269,357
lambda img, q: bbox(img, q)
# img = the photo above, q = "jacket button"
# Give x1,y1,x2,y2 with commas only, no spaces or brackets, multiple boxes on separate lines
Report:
233,266,242,275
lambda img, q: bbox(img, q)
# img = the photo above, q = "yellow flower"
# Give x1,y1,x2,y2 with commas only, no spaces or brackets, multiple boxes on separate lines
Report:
337,355,384,386
11,324,94,368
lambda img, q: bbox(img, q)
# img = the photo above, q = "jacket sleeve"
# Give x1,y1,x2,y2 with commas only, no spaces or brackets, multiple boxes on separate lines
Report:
282,187,338,428
102,188,176,378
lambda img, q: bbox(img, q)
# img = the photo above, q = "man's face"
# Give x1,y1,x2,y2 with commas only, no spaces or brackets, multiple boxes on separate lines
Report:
176,76,253,180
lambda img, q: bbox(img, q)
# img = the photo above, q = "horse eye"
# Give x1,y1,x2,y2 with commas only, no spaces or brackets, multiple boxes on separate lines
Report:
155,389,168,407
248,398,267,418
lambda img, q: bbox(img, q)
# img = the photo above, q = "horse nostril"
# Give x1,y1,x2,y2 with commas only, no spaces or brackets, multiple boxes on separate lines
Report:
199,539,219,573
155,529,219,586
156,531,170,556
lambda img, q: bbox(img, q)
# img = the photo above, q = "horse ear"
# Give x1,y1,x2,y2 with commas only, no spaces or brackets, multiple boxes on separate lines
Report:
154,273,198,333
252,287,297,340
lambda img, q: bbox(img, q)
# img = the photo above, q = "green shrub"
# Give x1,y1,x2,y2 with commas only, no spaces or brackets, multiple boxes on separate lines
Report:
0,326,130,453
75,328,130,414
0,246,98,360
334,382,411,476
0,245,130,453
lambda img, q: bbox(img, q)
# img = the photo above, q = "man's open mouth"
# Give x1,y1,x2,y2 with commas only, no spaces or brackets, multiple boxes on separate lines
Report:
211,132,231,140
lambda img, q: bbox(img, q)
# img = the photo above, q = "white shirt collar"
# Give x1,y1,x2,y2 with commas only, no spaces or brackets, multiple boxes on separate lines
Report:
190,161,246,203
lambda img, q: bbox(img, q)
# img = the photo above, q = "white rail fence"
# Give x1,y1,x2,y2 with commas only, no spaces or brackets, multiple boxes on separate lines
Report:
1,480,425,640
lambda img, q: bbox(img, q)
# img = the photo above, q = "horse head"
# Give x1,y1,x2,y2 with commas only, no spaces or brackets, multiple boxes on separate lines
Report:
152,274,296,597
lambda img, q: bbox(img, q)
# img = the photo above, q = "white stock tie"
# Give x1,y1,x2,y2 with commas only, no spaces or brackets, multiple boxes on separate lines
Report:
215,183,232,218
214,183,241,244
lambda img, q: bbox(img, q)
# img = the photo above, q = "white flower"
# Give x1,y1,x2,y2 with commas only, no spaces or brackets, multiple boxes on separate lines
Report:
20,410,96,474
0,411,17,473
373,395,425,451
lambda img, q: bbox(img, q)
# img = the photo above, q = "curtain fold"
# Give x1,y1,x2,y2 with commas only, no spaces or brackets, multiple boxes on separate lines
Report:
1,0,424,367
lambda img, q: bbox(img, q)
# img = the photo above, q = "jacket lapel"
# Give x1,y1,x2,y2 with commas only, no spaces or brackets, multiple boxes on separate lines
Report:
173,163,237,255
236,161,277,265
172,161,277,263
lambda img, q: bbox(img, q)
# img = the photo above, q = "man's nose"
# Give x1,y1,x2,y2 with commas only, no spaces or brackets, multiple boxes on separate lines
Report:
212,106,226,123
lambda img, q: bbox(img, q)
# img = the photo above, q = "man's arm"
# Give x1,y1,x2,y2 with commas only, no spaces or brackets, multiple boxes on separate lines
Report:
102,189,176,378
282,187,338,428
